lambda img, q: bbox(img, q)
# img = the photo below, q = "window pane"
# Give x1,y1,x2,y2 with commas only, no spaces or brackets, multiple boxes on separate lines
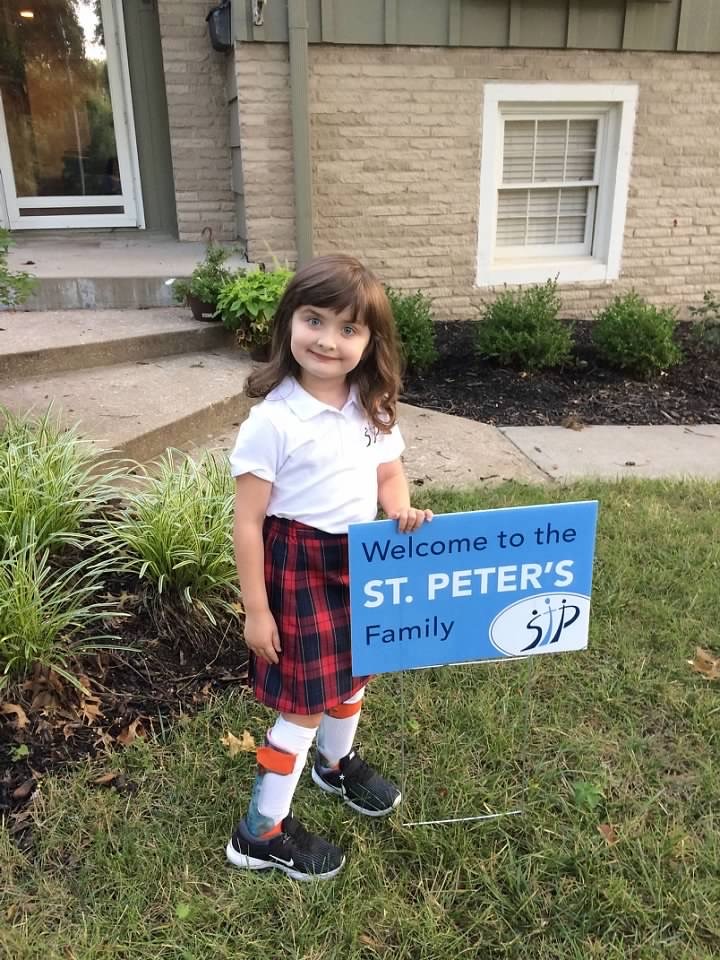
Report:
533,120,566,182
566,119,597,181
497,186,591,248
557,217,586,243
528,188,560,217
502,120,534,182
526,218,557,244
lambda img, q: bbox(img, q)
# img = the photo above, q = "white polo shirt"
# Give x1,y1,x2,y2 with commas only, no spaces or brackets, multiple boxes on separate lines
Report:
229,377,405,534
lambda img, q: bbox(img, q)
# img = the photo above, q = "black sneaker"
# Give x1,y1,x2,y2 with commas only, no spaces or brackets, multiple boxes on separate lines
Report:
312,749,401,817
226,814,345,881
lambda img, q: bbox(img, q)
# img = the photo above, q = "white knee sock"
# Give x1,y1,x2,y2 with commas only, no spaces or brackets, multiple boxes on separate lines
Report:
316,687,365,768
247,716,318,836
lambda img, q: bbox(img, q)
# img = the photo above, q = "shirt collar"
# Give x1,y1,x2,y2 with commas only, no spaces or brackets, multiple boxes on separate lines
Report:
272,377,360,421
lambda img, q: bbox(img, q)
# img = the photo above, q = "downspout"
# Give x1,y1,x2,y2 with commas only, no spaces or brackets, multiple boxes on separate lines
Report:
287,0,313,265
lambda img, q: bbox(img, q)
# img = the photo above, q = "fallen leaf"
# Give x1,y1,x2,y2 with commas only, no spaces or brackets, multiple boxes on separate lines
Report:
11,744,30,761
688,647,720,680
1,703,29,728
597,823,619,845
93,771,121,786
220,730,256,757
117,718,145,746
81,698,104,724
62,722,81,740
12,778,36,801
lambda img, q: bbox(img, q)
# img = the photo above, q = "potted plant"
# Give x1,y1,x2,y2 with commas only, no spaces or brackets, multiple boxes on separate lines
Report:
172,242,237,322
215,266,293,359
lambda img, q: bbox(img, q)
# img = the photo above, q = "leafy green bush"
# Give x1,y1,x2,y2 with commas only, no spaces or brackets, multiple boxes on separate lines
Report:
0,228,36,307
0,520,122,691
216,267,293,350
171,242,237,307
476,279,573,370
0,407,118,558
593,292,682,378
689,290,720,353
385,286,437,372
106,452,238,623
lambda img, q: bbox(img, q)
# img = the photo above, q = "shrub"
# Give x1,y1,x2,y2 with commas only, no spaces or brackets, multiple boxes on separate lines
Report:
0,228,36,307
385,286,437,372
0,520,122,691
593,292,682,378
216,267,293,350
106,452,238,623
171,242,237,307
476,279,573,370
0,407,119,558
689,290,720,353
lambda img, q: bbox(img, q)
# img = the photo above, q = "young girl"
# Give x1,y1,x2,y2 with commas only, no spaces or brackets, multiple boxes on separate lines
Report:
226,254,432,881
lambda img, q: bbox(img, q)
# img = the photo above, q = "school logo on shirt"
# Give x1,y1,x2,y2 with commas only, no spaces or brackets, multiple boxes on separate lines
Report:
364,425,380,447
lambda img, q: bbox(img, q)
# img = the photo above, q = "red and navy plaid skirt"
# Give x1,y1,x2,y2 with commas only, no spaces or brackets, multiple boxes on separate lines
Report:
249,515,370,715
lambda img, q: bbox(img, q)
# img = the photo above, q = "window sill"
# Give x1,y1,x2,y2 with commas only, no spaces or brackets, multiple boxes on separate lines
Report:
476,257,617,288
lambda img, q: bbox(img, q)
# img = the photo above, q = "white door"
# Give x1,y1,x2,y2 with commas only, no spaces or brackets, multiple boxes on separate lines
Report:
0,0,144,229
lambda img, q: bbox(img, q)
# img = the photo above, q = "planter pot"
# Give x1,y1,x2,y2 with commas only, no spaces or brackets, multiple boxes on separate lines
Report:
249,342,271,362
187,295,218,322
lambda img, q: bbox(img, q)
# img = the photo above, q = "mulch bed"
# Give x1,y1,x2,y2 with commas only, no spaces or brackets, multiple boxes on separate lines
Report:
0,571,248,837
402,320,720,426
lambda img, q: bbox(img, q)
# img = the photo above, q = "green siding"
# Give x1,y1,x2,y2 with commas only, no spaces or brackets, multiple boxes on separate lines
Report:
397,0,451,45
678,0,720,51
235,0,720,52
460,1,511,47
567,0,625,49
509,0,568,47
623,0,681,51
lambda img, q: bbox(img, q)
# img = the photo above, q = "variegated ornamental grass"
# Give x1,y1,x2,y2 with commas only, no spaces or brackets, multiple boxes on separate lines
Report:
105,452,239,623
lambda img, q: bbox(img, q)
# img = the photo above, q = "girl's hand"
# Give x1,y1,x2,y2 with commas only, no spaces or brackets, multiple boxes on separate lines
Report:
392,507,434,534
243,610,282,665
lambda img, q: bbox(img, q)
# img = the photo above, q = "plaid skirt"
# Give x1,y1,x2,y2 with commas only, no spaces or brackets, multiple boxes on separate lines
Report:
249,516,370,715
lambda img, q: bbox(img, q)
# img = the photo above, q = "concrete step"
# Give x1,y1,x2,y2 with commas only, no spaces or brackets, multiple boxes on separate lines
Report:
0,308,233,380
0,349,255,464
6,232,250,310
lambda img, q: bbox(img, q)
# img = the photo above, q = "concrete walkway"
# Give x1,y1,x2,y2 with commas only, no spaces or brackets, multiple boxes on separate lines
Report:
193,401,720,486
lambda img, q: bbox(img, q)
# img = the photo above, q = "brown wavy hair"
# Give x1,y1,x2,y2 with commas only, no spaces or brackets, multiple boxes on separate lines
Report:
245,254,403,431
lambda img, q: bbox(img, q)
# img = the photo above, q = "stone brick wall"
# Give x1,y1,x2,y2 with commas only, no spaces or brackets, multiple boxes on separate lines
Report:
234,44,297,264
233,43,720,319
156,2,236,241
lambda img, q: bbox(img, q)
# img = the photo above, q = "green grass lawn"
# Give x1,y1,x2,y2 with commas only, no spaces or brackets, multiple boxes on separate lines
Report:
2,480,719,960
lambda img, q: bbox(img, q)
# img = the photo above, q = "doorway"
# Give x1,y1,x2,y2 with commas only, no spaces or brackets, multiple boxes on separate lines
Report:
0,0,143,228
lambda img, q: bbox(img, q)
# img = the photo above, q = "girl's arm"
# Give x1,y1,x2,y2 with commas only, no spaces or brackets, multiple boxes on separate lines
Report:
234,474,281,665
377,459,433,533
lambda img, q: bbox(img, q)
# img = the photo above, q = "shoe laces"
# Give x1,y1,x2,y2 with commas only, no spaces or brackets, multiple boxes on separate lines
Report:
344,752,374,785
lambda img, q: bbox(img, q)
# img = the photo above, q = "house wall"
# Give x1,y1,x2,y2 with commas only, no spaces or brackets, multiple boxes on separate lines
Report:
235,42,720,319
156,1,236,241
234,44,297,264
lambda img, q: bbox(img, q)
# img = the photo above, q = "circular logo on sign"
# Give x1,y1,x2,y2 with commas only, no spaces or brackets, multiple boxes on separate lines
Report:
489,592,591,658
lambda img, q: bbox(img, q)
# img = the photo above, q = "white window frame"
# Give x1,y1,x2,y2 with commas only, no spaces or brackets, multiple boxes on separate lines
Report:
476,83,638,287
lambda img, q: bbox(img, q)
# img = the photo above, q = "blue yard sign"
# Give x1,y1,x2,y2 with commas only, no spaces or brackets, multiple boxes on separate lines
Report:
349,501,599,675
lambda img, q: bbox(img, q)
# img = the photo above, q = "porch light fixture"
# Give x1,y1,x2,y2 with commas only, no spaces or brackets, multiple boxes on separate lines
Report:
19,9,35,17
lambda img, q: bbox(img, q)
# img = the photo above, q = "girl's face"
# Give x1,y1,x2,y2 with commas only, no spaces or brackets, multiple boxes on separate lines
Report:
290,303,371,390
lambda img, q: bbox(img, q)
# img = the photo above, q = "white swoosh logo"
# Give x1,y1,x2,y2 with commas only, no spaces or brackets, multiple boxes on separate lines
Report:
270,855,294,867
